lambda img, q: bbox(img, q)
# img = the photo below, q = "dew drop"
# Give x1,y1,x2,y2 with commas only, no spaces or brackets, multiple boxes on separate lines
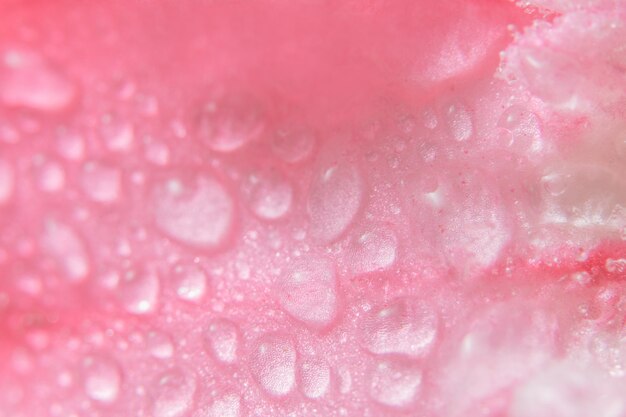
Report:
100,116,135,153
83,356,122,404
81,161,122,203
347,225,398,274
34,157,65,193
55,129,85,161
250,334,297,397
146,331,174,359
0,47,76,112
152,369,196,417
278,257,338,329
153,175,235,250
445,102,473,142
0,158,14,204
173,264,207,303
300,359,331,399
196,90,264,153
369,360,422,409
118,269,160,315
203,319,239,365
541,172,568,197
206,394,241,417
308,162,363,242
362,298,438,359
272,124,316,163
41,220,90,283
242,170,293,221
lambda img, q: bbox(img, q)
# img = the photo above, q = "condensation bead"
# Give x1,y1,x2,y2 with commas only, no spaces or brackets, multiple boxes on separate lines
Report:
242,170,293,221
152,369,197,417
250,334,297,397
83,356,122,404
81,161,122,203
346,224,398,274
173,264,208,303
41,221,90,283
272,124,315,163
205,394,241,417
203,319,240,365
118,269,160,315
369,360,423,409
300,359,331,399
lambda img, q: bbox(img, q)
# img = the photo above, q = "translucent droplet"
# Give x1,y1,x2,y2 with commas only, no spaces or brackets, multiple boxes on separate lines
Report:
41,220,90,283
206,394,240,417
100,116,135,153
250,334,297,397
445,102,473,142
203,319,239,365
83,356,122,404
362,298,438,359
0,47,76,112
146,331,174,359
242,170,292,221
300,359,331,399
369,361,422,408
278,257,338,329
272,124,316,163
152,369,196,417
153,175,234,250
118,269,160,315
145,141,171,166
55,129,85,161
81,161,122,203
196,90,264,153
308,162,363,242
173,264,207,303
34,157,65,193
347,225,398,274
541,172,568,197
0,158,14,204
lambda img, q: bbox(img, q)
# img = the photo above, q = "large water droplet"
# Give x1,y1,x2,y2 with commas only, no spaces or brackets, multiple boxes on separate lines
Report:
272,124,315,163
41,220,90,283
172,264,207,303
205,394,241,417
362,298,438,359
250,334,297,397
203,319,239,365
242,170,292,221
445,102,473,142
118,269,160,314
152,369,196,417
0,158,14,204
196,90,264,153
300,359,331,399
369,360,423,409
0,47,76,112
278,257,338,329
153,174,235,250
347,224,398,274
81,161,122,204
308,162,363,242
83,356,122,404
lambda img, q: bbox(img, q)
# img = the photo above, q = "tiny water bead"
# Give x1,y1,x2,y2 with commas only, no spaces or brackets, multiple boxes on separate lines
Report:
241,170,293,221
369,360,423,409
83,356,122,404
118,269,160,314
152,174,235,250
445,101,473,142
146,331,175,359
250,334,297,397
195,89,265,153
346,224,398,275
277,256,338,329
308,162,363,243
99,116,135,153
205,394,241,417
203,319,240,365
0,47,77,112
81,161,122,204
33,157,66,193
172,264,208,303
41,220,90,283
271,124,316,163
299,359,331,399
361,298,438,359
152,369,197,417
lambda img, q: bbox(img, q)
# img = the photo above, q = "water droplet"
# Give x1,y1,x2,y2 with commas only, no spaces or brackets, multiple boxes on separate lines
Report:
196,90,264,153
272,124,315,163
541,172,568,197
173,264,207,303
369,360,422,408
41,220,90,282
422,108,438,130
0,47,76,112
34,157,65,193
55,129,85,161
100,116,134,153
118,269,160,314
362,298,438,359
278,257,338,329
152,369,196,417
153,175,235,250
206,394,241,417
203,319,239,364
300,359,331,399
145,141,171,166
445,102,473,142
81,161,122,203
308,162,363,242
250,334,297,397
0,158,14,204
83,356,122,404
146,331,174,359
242,170,293,221
347,225,398,274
